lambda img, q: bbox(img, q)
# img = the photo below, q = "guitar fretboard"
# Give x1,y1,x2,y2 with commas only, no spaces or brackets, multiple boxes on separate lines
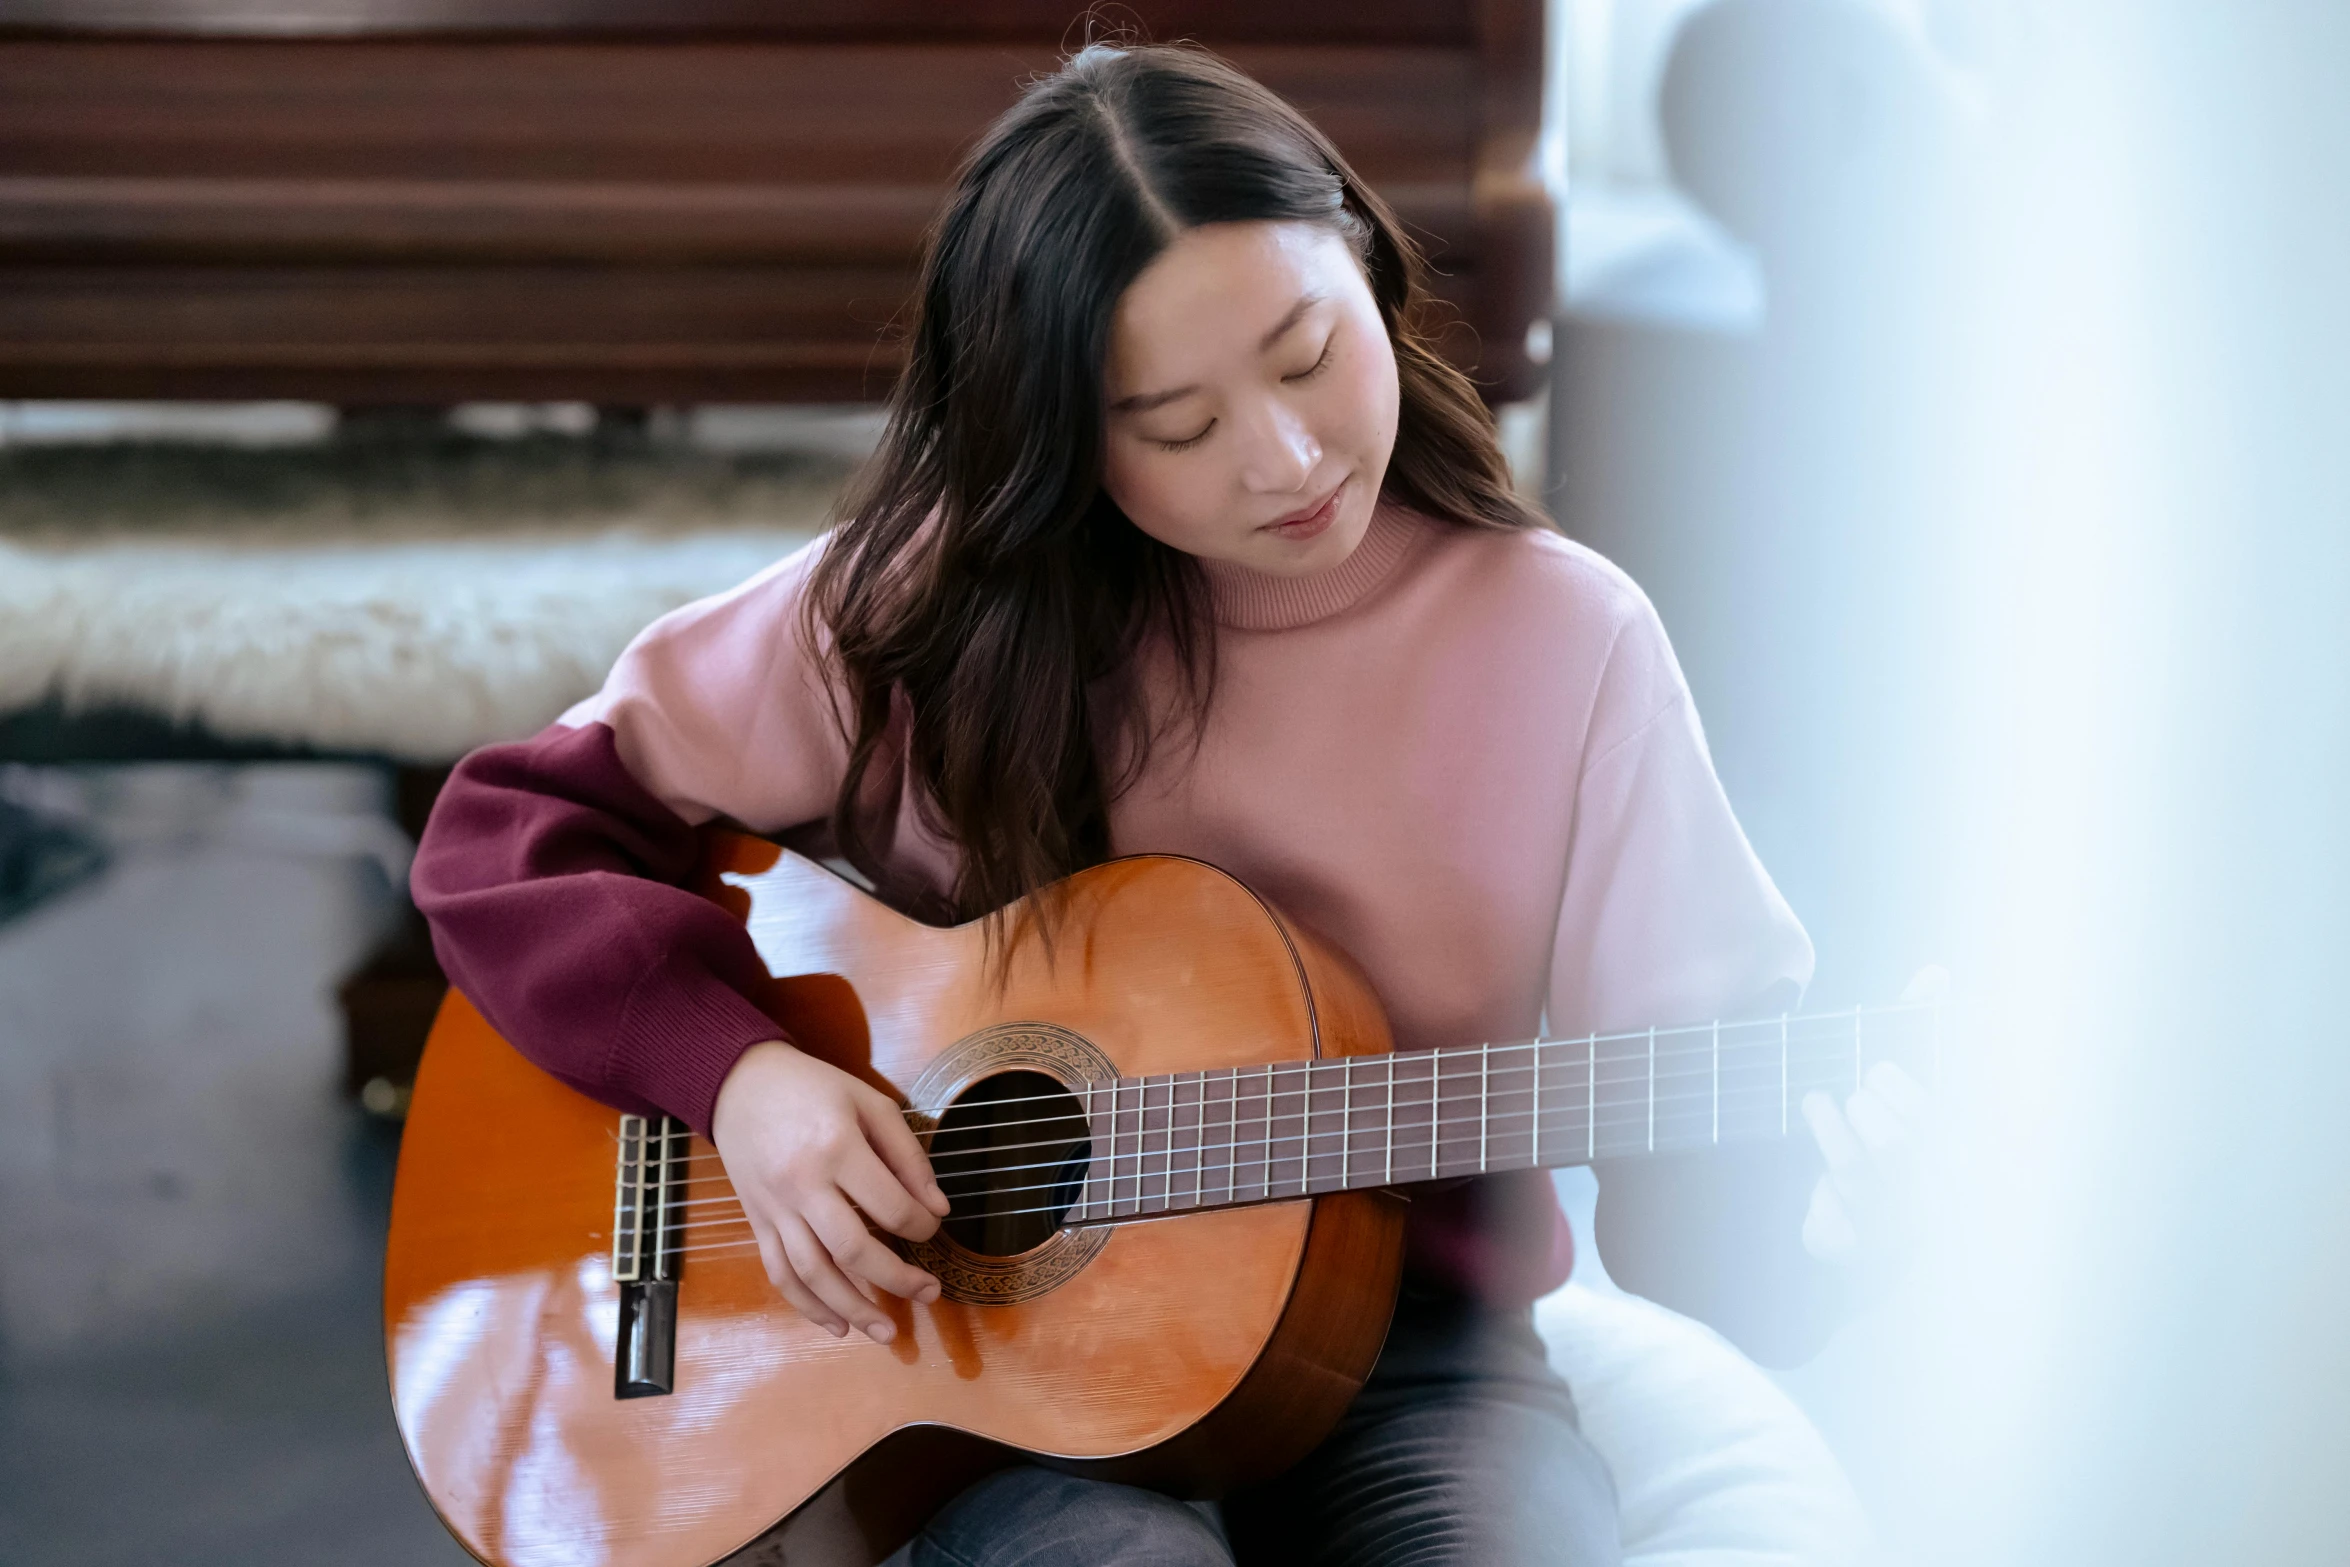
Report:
1063,1003,1941,1224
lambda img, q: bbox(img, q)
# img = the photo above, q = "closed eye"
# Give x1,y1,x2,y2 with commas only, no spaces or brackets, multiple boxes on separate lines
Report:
1154,420,1216,452
1284,340,1335,383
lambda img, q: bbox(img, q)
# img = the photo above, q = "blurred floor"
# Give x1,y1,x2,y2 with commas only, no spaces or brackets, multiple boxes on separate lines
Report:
0,765,470,1564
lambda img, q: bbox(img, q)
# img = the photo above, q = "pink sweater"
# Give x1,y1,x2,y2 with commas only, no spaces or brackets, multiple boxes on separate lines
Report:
412,504,1813,1306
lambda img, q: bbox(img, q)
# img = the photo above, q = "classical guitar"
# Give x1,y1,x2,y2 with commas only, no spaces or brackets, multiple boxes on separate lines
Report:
384,831,1941,1567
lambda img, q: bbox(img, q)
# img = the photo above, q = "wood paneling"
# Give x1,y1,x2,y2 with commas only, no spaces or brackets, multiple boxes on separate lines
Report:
0,12,1548,405
0,0,1476,45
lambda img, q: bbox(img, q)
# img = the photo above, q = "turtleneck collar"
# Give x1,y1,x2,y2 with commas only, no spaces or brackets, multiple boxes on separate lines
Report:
1196,503,1429,632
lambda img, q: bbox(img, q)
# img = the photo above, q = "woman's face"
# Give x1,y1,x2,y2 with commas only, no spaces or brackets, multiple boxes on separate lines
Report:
1099,220,1400,577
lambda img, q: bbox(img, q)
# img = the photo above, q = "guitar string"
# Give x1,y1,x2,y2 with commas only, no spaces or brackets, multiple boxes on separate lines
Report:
624,1036,1907,1176
603,1077,1875,1244
848,1082,1863,1209
605,1003,1945,1150
900,1059,1871,1197
632,1068,1874,1200
621,1023,1936,1171
652,1080,1829,1261
627,1049,1900,1196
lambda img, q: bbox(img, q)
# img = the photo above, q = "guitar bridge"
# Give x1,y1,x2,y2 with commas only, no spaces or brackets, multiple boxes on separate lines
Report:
612,1112,686,1398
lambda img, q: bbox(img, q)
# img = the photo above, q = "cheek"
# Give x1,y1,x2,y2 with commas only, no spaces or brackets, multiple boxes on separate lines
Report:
1100,446,1225,552
1340,328,1402,457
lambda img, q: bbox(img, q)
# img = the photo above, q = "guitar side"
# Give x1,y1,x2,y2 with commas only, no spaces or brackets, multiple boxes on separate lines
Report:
384,841,1405,1567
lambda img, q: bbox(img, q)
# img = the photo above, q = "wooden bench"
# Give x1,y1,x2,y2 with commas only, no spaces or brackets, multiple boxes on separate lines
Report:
0,1,1551,407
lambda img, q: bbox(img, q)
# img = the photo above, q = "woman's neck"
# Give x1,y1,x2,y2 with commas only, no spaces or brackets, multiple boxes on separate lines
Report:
1195,503,1427,632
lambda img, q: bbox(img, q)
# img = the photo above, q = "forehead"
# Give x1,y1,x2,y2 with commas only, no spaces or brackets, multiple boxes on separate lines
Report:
1106,221,1356,392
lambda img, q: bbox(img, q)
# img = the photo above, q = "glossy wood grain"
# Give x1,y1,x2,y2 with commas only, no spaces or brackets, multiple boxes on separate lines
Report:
385,838,1405,1567
0,8,1547,403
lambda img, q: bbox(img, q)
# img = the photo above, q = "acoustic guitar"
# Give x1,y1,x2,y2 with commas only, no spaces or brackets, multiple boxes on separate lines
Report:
384,831,1938,1567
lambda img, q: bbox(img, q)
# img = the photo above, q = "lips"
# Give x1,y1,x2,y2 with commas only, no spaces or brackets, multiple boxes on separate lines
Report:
1263,477,1346,536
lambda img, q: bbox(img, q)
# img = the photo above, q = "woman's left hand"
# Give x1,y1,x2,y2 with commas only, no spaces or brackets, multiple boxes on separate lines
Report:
1797,965,1945,1277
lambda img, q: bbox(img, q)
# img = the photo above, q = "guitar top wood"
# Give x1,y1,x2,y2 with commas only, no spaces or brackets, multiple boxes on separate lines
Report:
384,833,1406,1567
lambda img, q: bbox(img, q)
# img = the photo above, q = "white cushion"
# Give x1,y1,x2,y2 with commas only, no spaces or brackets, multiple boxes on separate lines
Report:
1535,1282,1873,1566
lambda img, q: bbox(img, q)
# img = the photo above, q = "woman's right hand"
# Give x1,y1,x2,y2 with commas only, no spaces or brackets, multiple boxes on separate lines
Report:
710,1039,953,1343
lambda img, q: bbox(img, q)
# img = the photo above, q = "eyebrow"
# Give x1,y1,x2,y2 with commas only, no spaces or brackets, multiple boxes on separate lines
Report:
1107,291,1326,415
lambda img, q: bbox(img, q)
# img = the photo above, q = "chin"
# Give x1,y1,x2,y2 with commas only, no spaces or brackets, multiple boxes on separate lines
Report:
1252,486,1373,574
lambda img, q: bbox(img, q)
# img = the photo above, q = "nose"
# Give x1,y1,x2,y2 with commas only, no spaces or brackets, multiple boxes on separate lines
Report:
1236,397,1322,495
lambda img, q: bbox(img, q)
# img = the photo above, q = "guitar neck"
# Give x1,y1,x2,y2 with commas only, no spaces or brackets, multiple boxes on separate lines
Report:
1064,1001,1945,1225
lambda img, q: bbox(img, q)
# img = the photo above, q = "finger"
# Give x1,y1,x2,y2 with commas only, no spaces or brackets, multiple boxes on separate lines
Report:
859,1092,952,1218
1802,1090,1864,1174
1867,1060,1930,1118
1803,1175,1859,1263
1844,1085,1911,1156
748,1215,790,1291
750,1216,847,1336
1901,964,1953,1004
838,1144,946,1245
773,1259,850,1338
777,1213,895,1342
808,1191,942,1304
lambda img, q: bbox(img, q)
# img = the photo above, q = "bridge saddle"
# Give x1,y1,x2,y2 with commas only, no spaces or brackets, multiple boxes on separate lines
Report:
612,1112,685,1398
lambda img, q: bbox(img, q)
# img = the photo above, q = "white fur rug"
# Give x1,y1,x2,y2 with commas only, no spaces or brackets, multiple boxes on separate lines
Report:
0,433,846,760
0,409,1541,763
0,526,820,761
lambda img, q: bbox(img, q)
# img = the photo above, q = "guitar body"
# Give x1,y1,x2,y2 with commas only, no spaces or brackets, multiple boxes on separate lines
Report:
384,835,1407,1567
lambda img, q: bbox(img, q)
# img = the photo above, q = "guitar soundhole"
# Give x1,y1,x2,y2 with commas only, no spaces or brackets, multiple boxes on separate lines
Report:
929,1070,1090,1258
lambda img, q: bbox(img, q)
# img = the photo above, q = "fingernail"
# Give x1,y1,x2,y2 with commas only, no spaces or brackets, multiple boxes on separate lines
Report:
869,1324,894,1343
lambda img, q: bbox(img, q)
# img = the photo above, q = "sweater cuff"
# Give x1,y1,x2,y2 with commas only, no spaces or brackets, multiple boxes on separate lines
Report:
611,952,793,1136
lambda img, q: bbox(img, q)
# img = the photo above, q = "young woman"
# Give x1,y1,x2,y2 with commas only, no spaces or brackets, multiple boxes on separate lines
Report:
414,43,1916,1567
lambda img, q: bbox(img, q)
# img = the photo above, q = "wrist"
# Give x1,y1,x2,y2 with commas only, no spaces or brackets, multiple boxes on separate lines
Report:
712,1039,799,1137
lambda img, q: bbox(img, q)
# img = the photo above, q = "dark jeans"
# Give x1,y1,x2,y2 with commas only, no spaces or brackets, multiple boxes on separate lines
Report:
910,1285,1621,1567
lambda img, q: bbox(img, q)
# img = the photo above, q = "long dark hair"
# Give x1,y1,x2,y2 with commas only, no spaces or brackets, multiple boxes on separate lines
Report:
807,42,1541,935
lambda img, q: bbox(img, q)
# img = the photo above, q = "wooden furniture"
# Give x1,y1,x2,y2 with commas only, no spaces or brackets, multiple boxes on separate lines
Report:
0,2,1552,406
385,829,1932,1566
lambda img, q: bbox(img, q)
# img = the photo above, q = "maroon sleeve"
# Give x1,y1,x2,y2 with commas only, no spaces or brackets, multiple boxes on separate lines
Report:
411,719,788,1134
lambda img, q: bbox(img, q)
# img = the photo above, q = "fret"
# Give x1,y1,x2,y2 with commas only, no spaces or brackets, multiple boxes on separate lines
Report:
1171,1071,1188,1211
1646,1025,1656,1154
1176,1071,1196,1211
1297,1066,1316,1202
1241,1065,1257,1200
1137,1073,1152,1215
1136,1074,1154,1214
1372,1052,1391,1188
1344,1052,1363,1188
1522,1043,1541,1165
1250,1061,1269,1212
1183,1069,1203,1209
1149,1073,1167,1214
1424,1050,1440,1179
1476,1044,1490,1174
1444,1046,1474,1181
1076,1081,1094,1222
1588,1029,1607,1165
1123,1071,1142,1221
1150,1073,1172,1213
1119,1076,1138,1218
1317,1059,1341,1193
1269,1061,1285,1199
1174,1071,1189,1210
1189,1070,1207,1209
1432,1049,1452,1179
1231,1066,1250,1212
1059,998,1943,1221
